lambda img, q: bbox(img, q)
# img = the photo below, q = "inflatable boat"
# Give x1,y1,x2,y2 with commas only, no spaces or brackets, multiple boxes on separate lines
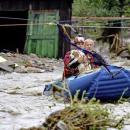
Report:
44,65,130,101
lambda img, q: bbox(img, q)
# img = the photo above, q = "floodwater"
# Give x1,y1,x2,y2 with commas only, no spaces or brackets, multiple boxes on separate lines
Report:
0,68,65,130
0,64,130,130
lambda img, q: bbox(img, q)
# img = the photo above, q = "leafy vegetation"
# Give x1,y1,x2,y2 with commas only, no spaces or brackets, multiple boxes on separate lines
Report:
72,0,130,17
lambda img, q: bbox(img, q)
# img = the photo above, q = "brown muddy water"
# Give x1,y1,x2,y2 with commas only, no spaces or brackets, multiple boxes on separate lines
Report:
0,68,66,130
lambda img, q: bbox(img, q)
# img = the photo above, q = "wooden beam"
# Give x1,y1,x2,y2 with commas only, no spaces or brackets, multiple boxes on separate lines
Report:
72,16,130,20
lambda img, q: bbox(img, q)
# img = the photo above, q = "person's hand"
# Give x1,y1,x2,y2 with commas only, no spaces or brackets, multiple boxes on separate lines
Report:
72,50,79,58
77,56,84,63
71,50,85,63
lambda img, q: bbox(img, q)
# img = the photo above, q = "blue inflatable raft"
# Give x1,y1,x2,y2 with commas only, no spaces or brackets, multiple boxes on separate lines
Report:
44,65,130,101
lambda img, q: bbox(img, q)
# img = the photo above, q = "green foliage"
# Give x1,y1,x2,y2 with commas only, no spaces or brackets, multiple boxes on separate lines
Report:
72,0,130,17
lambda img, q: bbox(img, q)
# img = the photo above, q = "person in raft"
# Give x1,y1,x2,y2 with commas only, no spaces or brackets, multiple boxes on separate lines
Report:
82,38,99,71
63,38,100,79
63,35,85,79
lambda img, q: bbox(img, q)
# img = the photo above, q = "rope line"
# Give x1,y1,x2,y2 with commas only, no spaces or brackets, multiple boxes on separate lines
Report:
1,16,130,21
0,22,129,29
0,16,77,23
0,16,129,28
1,16,130,25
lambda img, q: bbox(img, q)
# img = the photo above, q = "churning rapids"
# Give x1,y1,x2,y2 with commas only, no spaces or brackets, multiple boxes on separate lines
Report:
0,53,130,130
0,68,66,130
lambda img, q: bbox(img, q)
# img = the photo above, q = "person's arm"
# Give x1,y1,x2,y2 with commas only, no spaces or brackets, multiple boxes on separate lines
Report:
90,51,108,66
64,51,80,68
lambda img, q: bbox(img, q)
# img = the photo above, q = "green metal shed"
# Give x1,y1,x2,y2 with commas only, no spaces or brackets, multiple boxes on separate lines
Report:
25,10,59,58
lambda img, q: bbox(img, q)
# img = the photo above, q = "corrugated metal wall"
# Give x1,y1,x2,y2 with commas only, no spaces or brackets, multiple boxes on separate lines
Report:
24,10,59,58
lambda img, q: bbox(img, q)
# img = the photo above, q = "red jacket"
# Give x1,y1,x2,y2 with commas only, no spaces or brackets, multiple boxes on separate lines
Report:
63,51,79,78
63,50,99,79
